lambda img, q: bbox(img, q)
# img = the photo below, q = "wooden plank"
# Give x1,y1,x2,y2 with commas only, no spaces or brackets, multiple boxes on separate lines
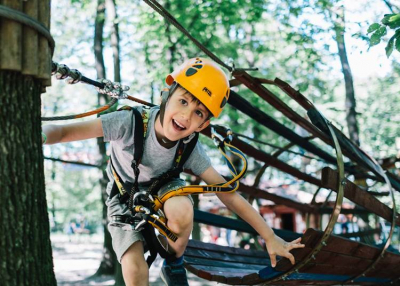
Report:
276,247,373,272
187,239,269,259
321,167,400,226
366,258,400,278
37,0,51,81
276,229,383,270
187,264,256,275
185,256,270,272
299,263,374,276
193,209,303,242
242,272,265,285
22,0,38,75
0,1,23,71
185,249,269,266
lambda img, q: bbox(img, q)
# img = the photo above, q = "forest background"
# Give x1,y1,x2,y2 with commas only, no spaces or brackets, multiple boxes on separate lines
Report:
40,0,400,283
43,0,400,234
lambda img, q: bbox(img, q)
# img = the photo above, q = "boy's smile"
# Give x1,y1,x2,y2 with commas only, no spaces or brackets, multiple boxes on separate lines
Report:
155,88,210,146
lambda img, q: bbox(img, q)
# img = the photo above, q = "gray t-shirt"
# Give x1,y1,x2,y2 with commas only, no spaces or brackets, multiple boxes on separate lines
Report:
100,106,211,214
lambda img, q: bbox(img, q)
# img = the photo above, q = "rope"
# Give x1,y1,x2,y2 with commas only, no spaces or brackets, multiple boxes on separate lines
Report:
143,0,234,72
0,5,55,56
235,132,326,163
42,98,118,121
42,62,155,121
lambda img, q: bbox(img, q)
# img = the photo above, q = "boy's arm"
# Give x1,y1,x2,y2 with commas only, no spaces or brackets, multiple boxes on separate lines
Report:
42,118,104,144
199,165,305,267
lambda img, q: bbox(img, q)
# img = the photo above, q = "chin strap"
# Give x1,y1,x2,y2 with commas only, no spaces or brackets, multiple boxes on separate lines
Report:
159,82,178,127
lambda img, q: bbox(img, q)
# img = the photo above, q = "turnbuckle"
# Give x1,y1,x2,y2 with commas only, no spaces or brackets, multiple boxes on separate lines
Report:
96,78,130,99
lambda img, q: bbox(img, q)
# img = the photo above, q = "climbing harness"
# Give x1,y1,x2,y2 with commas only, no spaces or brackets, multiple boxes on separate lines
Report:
45,60,248,266
107,105,247,266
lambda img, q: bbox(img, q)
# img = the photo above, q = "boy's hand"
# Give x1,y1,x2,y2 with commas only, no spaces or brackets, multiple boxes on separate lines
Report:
265,235,305,267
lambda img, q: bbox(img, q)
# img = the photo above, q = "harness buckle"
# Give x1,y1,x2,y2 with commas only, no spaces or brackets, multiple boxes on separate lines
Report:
109,215,136,231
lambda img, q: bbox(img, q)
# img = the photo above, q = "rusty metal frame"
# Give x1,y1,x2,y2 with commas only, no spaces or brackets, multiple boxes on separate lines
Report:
263,121,345,284
342,160,397,284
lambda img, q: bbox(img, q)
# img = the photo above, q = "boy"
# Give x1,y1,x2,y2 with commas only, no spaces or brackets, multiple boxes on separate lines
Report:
42,57,304,286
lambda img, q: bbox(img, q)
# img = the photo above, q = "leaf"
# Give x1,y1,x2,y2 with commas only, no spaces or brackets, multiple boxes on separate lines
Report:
387,17,400,29
382,14,396,25
367,23,381,34
395,33,400,52
369,29,385,47
376,26,387,37
385,34,396,58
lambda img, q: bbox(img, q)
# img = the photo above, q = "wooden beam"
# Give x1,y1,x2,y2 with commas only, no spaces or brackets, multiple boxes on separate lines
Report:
201,126,322,187
321,167,400,226
238,183,315,213
228,90,338,165
232,71,329,146
193,209,302,242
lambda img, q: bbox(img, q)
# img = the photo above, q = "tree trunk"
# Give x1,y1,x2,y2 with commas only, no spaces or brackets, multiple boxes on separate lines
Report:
106,0,121,82
333,5,360,146
0,71,57,285
104,1,125,284
93,0,117,276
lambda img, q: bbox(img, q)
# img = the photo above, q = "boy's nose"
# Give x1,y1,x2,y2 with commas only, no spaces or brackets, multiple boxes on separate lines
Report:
180,108,191,121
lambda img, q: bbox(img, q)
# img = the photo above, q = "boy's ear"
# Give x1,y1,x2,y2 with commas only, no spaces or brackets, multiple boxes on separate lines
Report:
196,119,210,132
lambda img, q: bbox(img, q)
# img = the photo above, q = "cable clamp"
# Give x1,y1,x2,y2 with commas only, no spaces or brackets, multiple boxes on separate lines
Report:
96,78,130,99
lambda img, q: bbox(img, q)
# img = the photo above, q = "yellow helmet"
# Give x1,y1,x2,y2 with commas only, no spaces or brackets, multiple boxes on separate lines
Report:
166,57,230,118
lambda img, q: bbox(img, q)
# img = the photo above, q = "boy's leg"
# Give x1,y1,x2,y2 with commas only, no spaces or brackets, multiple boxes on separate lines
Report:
160,196,193,286
163,196,193,256
121,241,149,286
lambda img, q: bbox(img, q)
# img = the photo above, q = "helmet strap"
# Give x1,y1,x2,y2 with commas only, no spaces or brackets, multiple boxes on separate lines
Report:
159,82,178,127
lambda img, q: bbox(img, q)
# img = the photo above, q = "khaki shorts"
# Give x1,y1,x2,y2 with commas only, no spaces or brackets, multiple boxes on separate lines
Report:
108,178,193,263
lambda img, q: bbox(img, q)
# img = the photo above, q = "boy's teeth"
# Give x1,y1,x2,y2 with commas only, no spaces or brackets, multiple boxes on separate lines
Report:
174,120,184,128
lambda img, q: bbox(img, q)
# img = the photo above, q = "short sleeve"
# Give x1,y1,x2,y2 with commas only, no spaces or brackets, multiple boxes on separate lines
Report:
100,110,135,143
184,141,211,176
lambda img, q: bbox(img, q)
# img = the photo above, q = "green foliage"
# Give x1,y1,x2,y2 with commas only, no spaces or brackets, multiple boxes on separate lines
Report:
45,160,103,232
368,13,400,58
47,0,400,214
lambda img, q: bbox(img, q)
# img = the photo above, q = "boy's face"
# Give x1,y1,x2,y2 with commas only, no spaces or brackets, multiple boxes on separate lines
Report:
161,88,210,142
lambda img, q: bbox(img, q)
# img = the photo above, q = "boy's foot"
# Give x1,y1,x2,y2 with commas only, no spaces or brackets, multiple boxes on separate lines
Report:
160,263,189,286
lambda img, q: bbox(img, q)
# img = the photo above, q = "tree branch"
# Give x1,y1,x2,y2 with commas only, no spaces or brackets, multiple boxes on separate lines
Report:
44,156,102,169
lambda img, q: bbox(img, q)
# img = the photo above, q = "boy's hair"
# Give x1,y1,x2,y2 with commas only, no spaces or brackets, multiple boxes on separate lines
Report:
180,87,212,121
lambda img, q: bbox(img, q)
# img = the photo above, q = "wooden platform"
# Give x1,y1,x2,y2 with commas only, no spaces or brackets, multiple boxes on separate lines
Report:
184,228,400,285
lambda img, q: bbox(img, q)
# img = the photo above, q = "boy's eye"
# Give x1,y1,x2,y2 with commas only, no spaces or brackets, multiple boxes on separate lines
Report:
195,110,203,118
179,99,188,105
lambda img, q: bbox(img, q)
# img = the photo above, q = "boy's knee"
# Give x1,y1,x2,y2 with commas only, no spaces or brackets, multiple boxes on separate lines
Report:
164,197,193,227
121,242,148,285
